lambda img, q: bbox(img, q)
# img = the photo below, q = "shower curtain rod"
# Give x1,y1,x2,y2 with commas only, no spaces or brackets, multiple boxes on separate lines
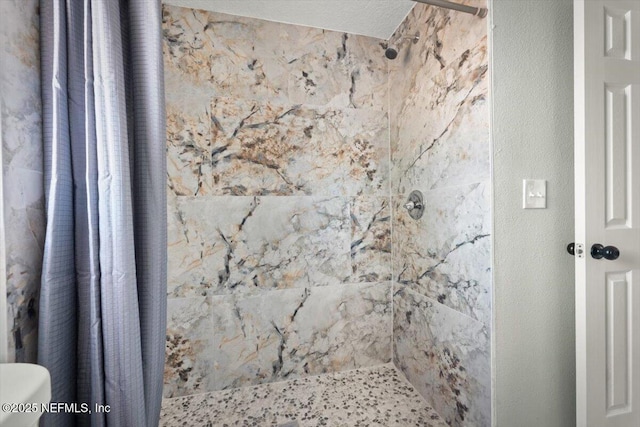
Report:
411,0,488,18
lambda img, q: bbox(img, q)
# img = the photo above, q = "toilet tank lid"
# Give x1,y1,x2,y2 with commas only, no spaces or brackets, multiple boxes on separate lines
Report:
0,363,52,408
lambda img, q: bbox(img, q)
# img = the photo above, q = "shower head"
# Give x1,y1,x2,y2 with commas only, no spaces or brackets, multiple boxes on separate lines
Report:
384,32,420,60
385,48,398,60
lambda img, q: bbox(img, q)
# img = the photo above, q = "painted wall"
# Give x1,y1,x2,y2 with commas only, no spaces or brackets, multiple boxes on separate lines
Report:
162,5,392,398
0,0,44,364
491,0,576,426
389,1,491,425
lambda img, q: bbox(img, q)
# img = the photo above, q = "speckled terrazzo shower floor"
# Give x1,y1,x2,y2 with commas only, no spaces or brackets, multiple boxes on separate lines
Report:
159,364,447,427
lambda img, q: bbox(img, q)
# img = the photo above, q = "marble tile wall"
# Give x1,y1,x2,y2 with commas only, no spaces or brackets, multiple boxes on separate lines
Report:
0,0,44,363
389,1,491,425
164,282,391,396
162,5,392,398
393,289,490,426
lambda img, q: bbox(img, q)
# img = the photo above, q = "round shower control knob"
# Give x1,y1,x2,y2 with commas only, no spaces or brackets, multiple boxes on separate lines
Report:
405,190,425,220
404,201,416,211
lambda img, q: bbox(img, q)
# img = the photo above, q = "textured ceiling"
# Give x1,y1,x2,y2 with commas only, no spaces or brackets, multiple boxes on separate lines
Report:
161,0,416,39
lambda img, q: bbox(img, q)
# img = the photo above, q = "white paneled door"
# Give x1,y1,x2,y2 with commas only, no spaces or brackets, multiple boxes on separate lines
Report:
574,0,640,426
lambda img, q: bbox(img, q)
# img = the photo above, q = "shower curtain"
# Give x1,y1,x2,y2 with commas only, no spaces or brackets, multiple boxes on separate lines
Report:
37,0,166,426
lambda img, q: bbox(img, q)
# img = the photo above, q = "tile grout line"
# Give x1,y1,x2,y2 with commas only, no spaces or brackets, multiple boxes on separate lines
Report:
386,21,396,373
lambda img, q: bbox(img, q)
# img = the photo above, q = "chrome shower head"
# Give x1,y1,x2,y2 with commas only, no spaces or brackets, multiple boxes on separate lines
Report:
385,48,398,60
384,32,420,60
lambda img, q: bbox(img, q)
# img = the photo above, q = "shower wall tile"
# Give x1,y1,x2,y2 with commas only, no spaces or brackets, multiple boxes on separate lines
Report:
389,1,491,424
393,288,490,427
163,282,391,397
0,0,44,363
344,110,390,198
166,96,389,198
168,195,351,298
389,0,490,195
163,3,392,397
392,41,489,194
389,0,491,323
350,196,391,283
393,182,491,325
166,103,211,197
162,5,388,111
207,97,345,197
388,0,489,119
164,297,216,398
212,282,391,390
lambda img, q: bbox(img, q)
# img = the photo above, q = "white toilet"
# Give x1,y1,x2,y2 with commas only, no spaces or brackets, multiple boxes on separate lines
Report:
0,363,51,427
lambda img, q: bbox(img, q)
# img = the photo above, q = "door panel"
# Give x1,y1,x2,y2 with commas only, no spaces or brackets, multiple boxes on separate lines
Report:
575,0,640,426
604,7,632,60
605,271,631,414
604,84,631,227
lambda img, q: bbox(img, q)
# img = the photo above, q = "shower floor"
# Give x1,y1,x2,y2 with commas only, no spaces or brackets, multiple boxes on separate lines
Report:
159,364,447,427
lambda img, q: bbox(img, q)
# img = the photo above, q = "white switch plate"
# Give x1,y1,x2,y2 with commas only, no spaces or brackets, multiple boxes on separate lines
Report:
523,179,546,209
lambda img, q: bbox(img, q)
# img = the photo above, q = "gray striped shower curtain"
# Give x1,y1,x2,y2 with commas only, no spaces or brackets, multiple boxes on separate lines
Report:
38,0,167,426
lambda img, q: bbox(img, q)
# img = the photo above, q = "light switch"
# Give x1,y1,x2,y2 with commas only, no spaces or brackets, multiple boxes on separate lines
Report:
523,179,546,209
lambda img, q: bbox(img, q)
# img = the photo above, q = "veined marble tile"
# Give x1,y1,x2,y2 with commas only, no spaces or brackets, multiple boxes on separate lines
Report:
393,181,490,325
342,108,390,197
166,97,388,197
388,0,488,116
393,288,490,427
0,0,41,172
163,297,215,398
162,5,387,110
207,97,345,196
4,198,44,363
389,0,489,195
350,196,391,283
163,6,285,103
166,103,211,197
167,196,351,297
388,2,491,424
392,39,489,194
286,32,388,110
212,282,391,390
0,0,43,363
163,2,393,402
